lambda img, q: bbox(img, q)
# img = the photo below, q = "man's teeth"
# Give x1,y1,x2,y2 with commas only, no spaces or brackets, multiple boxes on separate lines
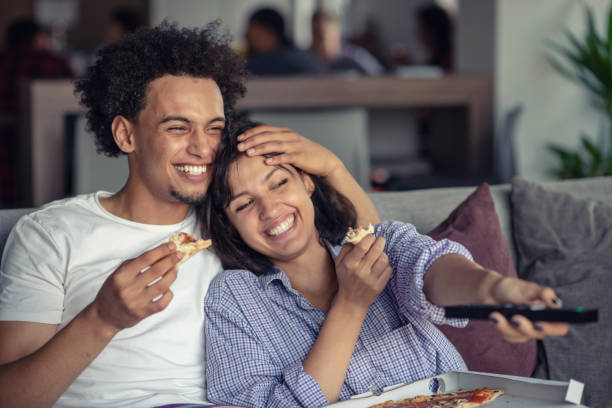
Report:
175,165,207,175
268,215,295,236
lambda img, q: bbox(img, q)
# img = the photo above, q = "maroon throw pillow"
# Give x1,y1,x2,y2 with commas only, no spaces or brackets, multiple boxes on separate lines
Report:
428,183,537,377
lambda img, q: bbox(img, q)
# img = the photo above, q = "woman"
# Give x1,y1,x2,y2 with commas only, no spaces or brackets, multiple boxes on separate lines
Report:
201,122,567,408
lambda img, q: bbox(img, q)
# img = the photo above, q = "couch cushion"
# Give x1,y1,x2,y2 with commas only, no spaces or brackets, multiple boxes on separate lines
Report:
512,178,612,408
428,183,537,376
369,185,517,266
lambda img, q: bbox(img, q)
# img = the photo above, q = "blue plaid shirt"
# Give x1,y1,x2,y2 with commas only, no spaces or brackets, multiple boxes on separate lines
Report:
205,221,470,408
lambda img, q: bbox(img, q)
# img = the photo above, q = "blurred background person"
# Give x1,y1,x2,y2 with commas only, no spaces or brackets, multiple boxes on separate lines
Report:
245,7,324,76
0,18,73,107
310,8,384,76
0,18,73,207
104,7,144,45
416,3,454,72
72,7,146,76
347,17,388,72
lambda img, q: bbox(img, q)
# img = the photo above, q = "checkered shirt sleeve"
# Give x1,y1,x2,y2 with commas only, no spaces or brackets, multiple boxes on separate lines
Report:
376,220,471,326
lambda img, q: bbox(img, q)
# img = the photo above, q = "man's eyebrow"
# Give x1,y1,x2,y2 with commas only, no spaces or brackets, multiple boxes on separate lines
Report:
158,115,191,125
229,167,282,202
208,116,226,125
158,116,225,126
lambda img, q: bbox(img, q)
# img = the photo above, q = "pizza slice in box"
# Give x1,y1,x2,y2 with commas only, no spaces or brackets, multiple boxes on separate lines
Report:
369,387,503,408
169,232,212,265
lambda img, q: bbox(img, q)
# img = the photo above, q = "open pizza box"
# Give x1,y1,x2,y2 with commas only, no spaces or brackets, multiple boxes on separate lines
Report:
326,371,586,407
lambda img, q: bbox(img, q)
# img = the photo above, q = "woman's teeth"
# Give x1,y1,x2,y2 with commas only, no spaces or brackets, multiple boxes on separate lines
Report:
268,215,295,236
175,165,206,175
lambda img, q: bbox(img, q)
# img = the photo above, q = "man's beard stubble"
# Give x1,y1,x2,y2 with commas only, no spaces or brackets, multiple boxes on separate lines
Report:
170,189,207,206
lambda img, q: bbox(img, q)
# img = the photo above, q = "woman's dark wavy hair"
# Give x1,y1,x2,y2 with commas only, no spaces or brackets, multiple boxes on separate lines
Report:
201,120,357,275
75,20,247,157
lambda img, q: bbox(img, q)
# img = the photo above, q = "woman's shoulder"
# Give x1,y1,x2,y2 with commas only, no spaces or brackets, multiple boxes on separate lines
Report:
205,270,267,329
209,269,258,293
206,268,269,306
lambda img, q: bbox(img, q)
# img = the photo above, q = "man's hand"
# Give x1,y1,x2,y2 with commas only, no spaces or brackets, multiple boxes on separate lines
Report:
0,242,182,408
237,125,343,177
334,235,392,311
90,242,183,332
486,276,569,343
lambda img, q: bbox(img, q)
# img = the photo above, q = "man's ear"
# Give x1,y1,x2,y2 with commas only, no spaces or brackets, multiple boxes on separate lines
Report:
300,172,315,197
111,115,135,153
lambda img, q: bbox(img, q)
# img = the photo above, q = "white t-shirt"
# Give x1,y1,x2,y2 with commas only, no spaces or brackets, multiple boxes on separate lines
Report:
0,192,222,408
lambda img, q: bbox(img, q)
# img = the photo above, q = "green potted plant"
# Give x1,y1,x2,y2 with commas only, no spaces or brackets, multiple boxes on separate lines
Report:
546,4,612,178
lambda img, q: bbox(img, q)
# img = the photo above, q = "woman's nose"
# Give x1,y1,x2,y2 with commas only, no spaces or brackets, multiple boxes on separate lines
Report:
259,196,280,220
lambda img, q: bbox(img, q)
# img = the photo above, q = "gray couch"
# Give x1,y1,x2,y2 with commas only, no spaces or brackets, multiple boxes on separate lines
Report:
369,176,612,275
369,176,612,408
1,176,610,407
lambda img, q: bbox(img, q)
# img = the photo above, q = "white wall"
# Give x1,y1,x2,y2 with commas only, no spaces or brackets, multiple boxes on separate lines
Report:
495,0,610,180
456,0,494,75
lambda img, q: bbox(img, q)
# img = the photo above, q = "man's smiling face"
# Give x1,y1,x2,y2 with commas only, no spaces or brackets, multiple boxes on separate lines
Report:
121,75,225,206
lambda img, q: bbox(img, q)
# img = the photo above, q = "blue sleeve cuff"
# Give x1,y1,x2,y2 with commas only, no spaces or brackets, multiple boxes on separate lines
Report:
282,363,330,408
376,221,470,327
408,239,470,327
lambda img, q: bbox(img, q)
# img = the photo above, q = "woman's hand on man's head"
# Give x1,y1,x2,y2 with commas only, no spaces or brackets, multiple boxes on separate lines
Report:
236,125,343,177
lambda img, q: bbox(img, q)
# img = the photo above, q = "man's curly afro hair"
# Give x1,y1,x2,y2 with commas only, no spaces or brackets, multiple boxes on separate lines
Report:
75,21,247,157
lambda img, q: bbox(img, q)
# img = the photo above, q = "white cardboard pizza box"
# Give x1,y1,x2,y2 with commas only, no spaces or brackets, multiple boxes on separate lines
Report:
326,371,586,407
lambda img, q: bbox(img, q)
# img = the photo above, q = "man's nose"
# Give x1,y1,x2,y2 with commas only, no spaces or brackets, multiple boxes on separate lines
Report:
187,129,219,158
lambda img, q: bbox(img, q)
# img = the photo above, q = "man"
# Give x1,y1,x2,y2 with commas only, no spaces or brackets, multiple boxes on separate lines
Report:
310,9,384,76
0,22,378,408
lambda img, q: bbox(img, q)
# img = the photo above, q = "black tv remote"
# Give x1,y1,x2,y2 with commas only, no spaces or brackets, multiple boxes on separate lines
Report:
444,304,598,323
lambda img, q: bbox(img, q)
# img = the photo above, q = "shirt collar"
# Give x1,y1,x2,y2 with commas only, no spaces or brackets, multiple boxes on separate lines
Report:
258,265,290,289
326,240,342,259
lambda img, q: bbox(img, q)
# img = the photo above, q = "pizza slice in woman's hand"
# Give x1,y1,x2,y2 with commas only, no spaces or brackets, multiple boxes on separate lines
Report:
169,232,212,265
345,224,375,244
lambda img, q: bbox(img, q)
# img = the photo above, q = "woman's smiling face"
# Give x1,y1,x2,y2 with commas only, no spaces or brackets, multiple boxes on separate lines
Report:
224,154,320,264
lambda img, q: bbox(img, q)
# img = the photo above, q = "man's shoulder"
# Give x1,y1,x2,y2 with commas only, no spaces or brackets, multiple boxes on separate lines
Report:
2,193,108,261
21,193,101,228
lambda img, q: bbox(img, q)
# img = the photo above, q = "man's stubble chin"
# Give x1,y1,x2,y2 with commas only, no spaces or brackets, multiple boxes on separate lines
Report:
170,188,207,205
